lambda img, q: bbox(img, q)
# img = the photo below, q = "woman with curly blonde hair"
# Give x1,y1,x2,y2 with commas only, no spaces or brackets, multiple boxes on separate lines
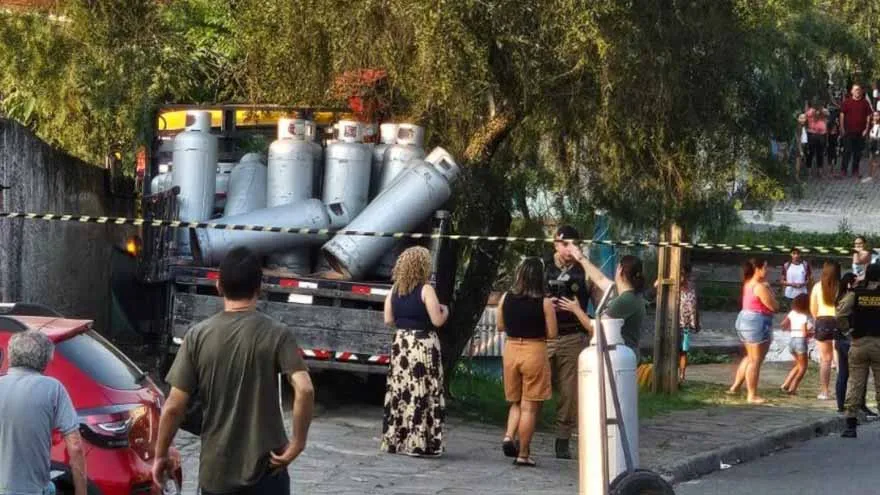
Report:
380,246,449,457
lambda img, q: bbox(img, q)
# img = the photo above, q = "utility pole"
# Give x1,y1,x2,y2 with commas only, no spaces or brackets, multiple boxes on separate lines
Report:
652,224,683,394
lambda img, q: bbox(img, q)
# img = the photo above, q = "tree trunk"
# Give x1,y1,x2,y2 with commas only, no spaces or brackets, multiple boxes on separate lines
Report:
652,223,683,394
440,111,516,392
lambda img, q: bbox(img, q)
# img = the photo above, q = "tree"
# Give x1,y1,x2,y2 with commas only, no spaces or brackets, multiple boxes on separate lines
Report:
230,0,602,384
0,0,868,389
0,0,229,165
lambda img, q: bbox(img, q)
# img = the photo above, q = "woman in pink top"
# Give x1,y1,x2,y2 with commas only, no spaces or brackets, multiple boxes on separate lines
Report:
728,258,779,403
806,100,829,179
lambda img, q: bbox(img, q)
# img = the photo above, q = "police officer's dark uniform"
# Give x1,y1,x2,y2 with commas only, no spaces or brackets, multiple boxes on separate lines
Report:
544,226,594,459
842,264,880,438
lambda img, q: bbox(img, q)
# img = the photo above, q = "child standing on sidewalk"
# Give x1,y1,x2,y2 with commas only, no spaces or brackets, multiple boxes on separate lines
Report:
679,265,700,382
781,294,812,395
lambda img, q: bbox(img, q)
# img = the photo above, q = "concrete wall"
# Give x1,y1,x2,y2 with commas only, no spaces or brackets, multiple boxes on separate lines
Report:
0,118,134,332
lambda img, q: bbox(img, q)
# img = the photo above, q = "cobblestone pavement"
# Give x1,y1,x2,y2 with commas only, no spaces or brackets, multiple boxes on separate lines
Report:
741,174,880,234
173,363,841,493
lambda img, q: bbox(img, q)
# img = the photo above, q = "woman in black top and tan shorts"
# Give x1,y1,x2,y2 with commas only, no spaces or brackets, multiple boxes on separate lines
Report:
497,257,558,467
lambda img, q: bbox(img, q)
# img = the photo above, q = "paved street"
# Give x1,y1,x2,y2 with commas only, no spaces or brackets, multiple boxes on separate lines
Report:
171,363,846,494
174,407,581,495
676,422,880,494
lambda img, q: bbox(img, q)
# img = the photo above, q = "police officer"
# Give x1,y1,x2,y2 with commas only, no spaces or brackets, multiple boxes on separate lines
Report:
841,263,880,438
544,225,594,458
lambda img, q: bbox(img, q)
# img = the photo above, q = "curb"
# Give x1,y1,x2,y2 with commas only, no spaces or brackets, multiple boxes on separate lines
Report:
656,415,844,485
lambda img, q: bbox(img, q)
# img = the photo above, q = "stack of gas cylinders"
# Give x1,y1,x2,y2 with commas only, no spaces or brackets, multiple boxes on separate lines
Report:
151,110,460,280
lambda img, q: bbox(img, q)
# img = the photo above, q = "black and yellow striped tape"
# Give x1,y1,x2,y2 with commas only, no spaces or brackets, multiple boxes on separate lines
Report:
0,211,867,255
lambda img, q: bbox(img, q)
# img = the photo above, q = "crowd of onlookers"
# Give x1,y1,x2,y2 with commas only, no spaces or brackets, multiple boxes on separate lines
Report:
790,82,880,182
726,237,880,435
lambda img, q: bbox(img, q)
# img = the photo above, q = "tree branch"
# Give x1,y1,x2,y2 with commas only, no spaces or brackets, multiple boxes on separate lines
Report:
463,110,517,165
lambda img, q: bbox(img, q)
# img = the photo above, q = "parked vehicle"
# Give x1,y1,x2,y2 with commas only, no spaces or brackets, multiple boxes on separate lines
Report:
0,303,182,495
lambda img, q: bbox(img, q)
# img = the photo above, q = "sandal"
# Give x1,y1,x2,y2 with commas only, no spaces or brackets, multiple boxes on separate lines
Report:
514,457,537,467
502,438,519,458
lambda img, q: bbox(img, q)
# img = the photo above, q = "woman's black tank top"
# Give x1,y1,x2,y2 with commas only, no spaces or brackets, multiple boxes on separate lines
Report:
392,285,431,330
502,293,546,339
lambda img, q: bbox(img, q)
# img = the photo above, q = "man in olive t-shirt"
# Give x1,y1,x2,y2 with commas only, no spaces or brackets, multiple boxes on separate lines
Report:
153,247,315,494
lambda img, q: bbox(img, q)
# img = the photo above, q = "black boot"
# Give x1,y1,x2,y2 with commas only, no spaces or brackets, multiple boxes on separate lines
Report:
842,417,858,438
555,438,572,459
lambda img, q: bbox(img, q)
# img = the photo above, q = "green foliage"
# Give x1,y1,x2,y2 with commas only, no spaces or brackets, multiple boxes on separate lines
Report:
687,350,736,365
714,226,878,249
0,0,864,236
0,1,211,165
449,359,730,424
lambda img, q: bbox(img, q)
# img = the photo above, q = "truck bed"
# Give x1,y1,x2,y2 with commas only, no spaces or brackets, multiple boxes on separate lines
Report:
169,265,395,373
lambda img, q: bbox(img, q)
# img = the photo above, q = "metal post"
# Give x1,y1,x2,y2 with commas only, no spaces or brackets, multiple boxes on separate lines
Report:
595,315,609,495
579,285,616,495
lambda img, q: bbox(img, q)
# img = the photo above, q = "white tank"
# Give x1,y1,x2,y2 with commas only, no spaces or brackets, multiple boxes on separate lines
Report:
268,119,314,207
224,153,267,217
171,110,218,256
150,172,173,194
322,147,460,280
370,123,398,198
214,162,235,213
322,120,372,228
192,198,347,267
378,123,425,194
305,120,324,197
578,318,639,494
267,118,316,273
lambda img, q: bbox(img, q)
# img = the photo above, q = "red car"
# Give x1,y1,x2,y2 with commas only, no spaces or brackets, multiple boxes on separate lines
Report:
0,305,182,495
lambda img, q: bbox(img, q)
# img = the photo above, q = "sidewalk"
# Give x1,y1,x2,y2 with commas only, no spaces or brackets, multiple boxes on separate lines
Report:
740,174,880,234
173,363,844,493
641,363,843,483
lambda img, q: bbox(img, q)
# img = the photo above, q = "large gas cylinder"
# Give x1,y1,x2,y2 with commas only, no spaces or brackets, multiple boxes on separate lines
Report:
322,147,460,280
370,123,398,198
578,318,639,495
305,120,324,198
372,123,425,276
377,124,425,194
322,120,372,228
268,119,314,207
267,118,315,273
214,162,235,214
150,171,173,194
171,111,218,256
192,198,346,267
224,153,267,217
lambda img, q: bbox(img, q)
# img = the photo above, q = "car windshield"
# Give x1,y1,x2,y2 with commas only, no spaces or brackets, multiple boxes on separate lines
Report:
56,330,144,391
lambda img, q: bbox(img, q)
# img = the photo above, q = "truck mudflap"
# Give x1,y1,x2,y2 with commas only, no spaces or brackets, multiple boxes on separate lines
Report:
171,292,394,373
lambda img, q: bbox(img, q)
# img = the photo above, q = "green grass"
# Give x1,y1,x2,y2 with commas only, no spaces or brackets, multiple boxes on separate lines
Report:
713,226,877,250
687,349,735,365
447,362,737,430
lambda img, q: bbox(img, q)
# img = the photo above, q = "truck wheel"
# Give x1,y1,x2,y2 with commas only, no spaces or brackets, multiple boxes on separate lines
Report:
610,469,675,495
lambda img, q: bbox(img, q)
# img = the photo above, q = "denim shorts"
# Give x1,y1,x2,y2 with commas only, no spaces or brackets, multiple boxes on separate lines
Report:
735,310,773,344
790,337,808,354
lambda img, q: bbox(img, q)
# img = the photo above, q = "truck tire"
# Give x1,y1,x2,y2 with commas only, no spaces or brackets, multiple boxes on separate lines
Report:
610,469,675,495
